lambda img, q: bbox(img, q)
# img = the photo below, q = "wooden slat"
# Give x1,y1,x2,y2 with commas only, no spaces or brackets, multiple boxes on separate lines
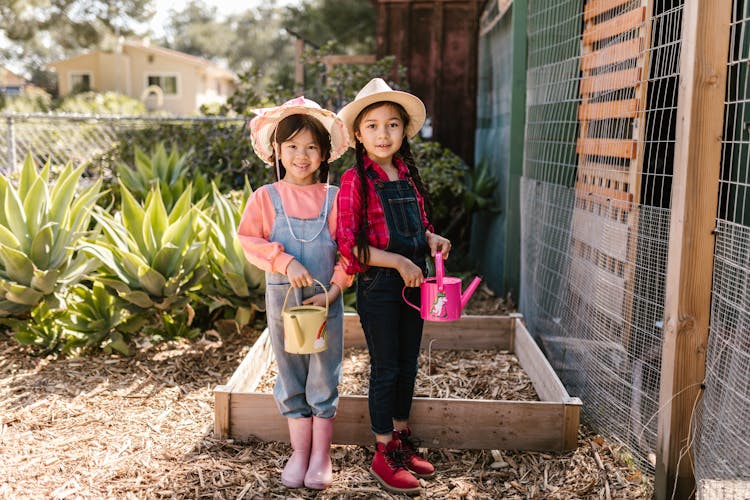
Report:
513,317,582,404
226,328,274,393
577,163,631,187
581,38,641,71
577,137,637,158
344,313,513,351
581,68,642,95
583,7,645,45
228,393,578,451
584,0,634,20
574,180,634,202
578,99,639,120
213,387,230,439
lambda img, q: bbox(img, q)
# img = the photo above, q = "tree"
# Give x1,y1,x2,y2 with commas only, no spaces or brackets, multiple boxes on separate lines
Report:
161,1,234,61
0,0,154,83
282,0,375,53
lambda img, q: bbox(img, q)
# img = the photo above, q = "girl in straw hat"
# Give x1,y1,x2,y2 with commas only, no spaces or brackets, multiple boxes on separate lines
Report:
336,78,452,495
238,96,352,491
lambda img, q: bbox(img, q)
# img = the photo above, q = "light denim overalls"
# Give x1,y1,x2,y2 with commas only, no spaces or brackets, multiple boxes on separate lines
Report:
264,183,344,419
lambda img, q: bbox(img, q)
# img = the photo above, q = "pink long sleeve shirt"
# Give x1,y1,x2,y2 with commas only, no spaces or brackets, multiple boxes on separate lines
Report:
237,181,353,291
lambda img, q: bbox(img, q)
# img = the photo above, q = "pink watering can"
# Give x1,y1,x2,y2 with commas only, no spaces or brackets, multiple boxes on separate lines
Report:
402,251,482,322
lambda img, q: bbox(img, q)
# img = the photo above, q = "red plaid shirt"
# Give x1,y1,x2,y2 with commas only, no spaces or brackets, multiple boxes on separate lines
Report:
337,155,433,273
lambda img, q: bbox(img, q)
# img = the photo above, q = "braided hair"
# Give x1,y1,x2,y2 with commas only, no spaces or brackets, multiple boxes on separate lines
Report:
352,101,432,265
271,114,332,182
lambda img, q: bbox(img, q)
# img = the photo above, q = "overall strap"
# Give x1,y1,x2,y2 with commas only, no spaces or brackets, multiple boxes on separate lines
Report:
321,185,338,218
265,184,285,216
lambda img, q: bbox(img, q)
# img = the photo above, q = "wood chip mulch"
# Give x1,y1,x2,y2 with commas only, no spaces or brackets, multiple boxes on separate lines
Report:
1,287,653,499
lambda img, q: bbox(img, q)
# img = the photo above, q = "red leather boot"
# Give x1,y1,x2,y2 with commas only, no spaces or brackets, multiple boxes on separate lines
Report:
370,440,420,494
393,427,435,478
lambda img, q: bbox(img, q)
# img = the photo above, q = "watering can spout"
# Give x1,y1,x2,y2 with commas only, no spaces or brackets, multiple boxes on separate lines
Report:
290,315,306,347
460,277,482,310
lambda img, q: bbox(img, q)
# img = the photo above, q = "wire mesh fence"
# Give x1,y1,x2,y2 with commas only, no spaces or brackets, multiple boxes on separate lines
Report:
0,113,248,176
519,0,683,470
693,0,750,483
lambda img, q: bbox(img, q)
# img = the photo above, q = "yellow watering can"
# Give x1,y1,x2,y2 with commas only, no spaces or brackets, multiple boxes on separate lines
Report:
282,279,329,354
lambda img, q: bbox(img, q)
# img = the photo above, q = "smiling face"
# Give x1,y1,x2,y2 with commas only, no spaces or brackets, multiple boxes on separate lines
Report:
277,128,323,185
354,102,408,168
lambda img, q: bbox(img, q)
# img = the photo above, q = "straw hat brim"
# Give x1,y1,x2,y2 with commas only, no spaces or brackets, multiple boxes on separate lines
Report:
249,105,349,165
337,90,426,147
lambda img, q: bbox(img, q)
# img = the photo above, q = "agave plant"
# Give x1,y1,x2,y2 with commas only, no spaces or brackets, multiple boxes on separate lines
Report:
60,282,149,355
117,143,215,209
202,180,265,326
0,154,102,317
81,183,208,313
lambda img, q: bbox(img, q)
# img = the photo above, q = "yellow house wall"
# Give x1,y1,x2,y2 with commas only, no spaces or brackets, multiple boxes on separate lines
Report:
125,46,197,115
51,46,234,115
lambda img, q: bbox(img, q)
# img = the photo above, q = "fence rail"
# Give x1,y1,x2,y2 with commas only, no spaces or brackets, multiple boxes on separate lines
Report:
0,113,247,175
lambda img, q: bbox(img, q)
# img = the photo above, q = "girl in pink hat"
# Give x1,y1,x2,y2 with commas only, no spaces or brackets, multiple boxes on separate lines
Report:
237,97,352,491
336,79,452,495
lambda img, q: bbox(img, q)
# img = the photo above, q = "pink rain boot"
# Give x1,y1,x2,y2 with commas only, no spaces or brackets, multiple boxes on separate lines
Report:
304,416,334,490
281,417,312,488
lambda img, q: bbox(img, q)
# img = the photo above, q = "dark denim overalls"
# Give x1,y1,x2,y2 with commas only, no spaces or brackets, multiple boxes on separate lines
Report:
356,169,428,435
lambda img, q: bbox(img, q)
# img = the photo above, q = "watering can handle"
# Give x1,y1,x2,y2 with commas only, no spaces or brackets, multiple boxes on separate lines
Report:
435,251,444,291
402,286,420,312
282,278,330,314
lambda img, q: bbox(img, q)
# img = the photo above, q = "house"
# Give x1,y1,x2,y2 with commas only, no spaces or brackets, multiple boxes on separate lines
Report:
47,40,237,115
0,65,31,96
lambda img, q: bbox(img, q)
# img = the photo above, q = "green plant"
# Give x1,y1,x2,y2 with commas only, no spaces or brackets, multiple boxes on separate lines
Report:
3,301,66,354
116,143,215,209
81,184,208,314
57,91,146,115
201,181,265,327
0,155,102,317
60,282,149,356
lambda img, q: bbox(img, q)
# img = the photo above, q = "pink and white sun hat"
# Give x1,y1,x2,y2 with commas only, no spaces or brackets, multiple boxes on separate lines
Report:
248,96,350,165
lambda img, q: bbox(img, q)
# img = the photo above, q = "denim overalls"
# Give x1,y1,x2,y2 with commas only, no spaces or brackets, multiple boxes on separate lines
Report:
356,169,428,435
265,183,344,419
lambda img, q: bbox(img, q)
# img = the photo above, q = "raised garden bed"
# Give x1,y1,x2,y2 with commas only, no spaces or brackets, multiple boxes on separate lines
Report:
214,314,582,451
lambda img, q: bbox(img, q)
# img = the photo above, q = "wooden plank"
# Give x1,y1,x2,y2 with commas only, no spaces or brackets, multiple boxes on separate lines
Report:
577,137,637,159
581,68,641,95
581,38,641,71
655,1,731,498
578,99,638,120
577,162,631,187
225,328,274,393
513,317,581,405
213,387,230,439
344,313,513,350
583,7,645,45
228,392,576,451
584,0,634,20
574,180,634,203
571,209,629,261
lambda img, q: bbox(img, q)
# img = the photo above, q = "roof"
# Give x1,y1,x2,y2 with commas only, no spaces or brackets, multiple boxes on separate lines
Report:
47,40,237,81
0,65,28,86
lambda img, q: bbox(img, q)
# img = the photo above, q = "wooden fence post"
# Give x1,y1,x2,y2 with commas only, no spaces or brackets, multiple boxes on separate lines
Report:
656,1,732,499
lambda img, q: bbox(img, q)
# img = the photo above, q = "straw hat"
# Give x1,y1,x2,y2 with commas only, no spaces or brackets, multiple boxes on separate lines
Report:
248,96,349,165
337,78,426,147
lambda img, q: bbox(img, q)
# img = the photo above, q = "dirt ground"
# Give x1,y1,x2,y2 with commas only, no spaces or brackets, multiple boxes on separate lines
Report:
1,285,653,499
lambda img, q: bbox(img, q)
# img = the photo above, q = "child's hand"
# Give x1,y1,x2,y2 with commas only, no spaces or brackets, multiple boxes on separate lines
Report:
287,259,313,288
302,284,341,306
426,230,452,259
398,257,425,288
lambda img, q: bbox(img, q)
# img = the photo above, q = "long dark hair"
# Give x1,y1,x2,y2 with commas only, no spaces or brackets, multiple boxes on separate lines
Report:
271,114,332,182
352,101,431,265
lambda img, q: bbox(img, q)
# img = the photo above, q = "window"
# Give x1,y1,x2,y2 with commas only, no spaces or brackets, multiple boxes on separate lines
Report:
147,75,178,95
70,73,92,93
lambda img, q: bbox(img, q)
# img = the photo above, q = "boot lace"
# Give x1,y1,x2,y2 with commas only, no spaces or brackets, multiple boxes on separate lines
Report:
383,445,409,470
399,433,423,458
